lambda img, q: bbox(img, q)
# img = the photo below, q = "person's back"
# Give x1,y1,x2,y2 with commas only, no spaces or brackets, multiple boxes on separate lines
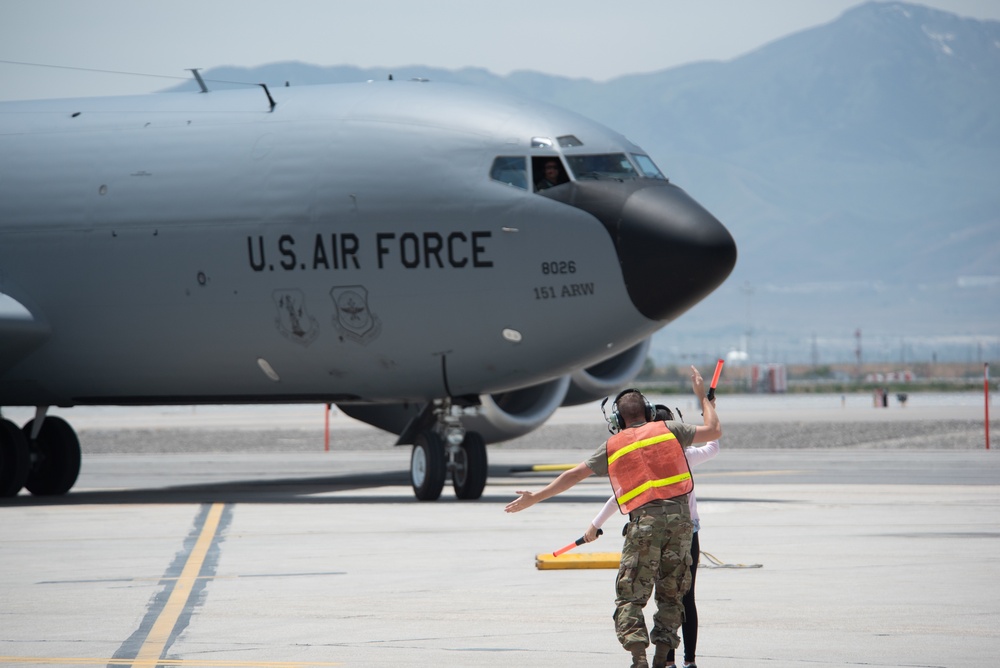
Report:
586,389,706,667
606,418,693,515
505,367,720,668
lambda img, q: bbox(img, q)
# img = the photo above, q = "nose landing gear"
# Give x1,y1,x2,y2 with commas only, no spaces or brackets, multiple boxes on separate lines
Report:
409,401,488,501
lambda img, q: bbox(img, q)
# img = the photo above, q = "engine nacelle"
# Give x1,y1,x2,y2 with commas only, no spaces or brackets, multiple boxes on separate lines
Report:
563,338,651,406
459,374,571,444
338,376,572,445
339,338,650,444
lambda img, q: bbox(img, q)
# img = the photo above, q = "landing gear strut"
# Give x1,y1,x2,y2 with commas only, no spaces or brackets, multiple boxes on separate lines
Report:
409,401,488,501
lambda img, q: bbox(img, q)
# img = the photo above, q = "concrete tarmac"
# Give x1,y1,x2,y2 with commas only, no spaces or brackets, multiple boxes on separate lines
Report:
1,395,998,667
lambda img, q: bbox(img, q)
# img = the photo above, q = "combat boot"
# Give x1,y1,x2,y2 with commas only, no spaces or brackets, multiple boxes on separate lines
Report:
630,652,649,668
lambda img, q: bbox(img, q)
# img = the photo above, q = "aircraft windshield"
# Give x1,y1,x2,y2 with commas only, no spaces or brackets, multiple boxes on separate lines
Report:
565,153,638,180
631,154,667,180
490,156,528,190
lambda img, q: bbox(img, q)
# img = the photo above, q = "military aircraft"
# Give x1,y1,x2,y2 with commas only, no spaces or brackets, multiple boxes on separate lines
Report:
0,78,736,501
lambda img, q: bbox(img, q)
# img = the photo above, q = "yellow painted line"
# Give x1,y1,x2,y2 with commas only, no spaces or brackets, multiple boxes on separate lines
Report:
133,502,225,667
526,464,575,472
2,506,347,668
0,659,342,667
535,552,622,570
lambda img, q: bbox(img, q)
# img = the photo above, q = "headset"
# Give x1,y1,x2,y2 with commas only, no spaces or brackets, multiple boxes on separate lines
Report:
653,404,674,421
600,388,655,433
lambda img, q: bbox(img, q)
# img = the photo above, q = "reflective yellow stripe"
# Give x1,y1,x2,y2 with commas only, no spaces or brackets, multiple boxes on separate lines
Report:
617,471,692,506
607,431,676,466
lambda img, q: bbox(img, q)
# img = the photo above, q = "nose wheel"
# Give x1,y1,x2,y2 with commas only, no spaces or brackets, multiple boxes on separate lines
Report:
411,431,446,500
452,432,487,500
410,429,488,501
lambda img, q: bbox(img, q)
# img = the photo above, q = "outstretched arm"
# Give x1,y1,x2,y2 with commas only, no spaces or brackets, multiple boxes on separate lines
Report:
504,462,593,513
690,365,721,443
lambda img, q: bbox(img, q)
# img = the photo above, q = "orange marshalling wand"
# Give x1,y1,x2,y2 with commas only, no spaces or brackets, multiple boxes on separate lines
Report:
552,529,603,557
707,359,724,401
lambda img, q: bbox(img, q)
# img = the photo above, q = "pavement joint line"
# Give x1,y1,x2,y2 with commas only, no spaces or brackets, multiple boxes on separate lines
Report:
698,469,800,478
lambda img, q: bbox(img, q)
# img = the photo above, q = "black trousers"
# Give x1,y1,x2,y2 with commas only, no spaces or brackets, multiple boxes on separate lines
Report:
665,530,700,663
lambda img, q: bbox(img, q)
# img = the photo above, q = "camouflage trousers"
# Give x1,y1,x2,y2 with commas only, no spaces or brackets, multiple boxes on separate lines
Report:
613,499,693,652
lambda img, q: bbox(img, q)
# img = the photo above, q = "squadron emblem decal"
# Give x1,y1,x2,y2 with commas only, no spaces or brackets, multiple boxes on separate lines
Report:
330,285,381,344
273,289,320,346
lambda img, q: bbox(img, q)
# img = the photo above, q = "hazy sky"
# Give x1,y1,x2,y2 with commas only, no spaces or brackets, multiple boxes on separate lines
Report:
2,0,999,101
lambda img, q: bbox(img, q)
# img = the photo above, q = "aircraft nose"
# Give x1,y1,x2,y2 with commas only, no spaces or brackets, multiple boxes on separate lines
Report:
544,180,737,322
617,183,737,321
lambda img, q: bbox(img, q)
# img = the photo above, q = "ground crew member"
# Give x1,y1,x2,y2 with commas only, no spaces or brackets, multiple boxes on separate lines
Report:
504,366,721,668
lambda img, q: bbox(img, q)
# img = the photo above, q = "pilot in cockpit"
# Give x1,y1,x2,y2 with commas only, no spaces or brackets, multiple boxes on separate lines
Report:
535,159,568,191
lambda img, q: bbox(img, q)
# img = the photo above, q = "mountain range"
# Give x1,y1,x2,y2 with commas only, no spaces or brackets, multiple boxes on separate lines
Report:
164,1,1000,365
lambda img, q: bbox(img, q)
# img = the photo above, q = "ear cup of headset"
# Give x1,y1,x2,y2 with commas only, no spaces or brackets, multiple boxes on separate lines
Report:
611,406,625,431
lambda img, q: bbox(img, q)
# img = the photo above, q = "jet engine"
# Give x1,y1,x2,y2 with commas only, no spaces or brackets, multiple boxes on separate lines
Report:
339,338,651,444
462,338,649,441
563,338,650,407
453,374,571,443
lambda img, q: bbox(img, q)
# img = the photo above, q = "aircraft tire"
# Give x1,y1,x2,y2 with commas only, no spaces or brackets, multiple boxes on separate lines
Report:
452,432,487,500
22,416,81,496
411,430,445,501
0,419,31,497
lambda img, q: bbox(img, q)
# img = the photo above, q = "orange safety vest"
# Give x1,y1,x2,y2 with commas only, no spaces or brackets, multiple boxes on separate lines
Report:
607,421,693,514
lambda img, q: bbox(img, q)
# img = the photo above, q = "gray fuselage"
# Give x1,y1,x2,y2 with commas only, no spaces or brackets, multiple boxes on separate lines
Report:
0,81,735,408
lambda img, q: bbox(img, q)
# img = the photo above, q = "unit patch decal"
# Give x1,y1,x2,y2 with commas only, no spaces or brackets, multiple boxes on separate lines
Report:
330,285,381,345
273,289,320,346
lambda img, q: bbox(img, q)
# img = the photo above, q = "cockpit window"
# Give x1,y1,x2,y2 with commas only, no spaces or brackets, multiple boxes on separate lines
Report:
532,156,569,192
632,154,667,180
490,156,528,190
565,153,638,180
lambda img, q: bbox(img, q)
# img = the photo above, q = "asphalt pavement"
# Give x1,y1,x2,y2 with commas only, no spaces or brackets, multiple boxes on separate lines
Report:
1,394,998,667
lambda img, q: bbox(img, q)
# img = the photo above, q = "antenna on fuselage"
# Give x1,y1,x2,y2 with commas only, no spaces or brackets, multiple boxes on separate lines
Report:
258,83,276,112
187,68,209,93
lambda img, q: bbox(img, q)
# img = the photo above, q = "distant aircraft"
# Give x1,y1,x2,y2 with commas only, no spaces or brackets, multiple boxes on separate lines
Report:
0,79,736,500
